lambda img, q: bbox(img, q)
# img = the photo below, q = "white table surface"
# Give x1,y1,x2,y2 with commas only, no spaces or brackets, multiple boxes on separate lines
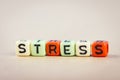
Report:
0,0,120,80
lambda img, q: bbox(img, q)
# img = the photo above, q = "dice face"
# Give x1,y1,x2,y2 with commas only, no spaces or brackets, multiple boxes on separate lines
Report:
46,40,61,56
31,40,46,56
60,40,75,56
16,40,31,56
76,40,91,56
92,40,109,57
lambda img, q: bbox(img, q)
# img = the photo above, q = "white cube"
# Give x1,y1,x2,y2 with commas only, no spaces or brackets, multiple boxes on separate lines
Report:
16,40,31,56
76,40,91,56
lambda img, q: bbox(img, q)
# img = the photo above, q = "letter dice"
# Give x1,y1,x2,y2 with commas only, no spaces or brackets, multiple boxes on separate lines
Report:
16,40,31,56
46,40,61,56
76,40,91,56
60,40,75,56
31,40,46,56
92,40,109,57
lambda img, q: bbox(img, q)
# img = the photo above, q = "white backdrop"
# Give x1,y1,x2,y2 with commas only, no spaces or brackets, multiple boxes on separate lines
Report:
0,0,120,80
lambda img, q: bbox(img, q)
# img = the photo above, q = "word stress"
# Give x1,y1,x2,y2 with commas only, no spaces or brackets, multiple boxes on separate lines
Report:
16,40,109,57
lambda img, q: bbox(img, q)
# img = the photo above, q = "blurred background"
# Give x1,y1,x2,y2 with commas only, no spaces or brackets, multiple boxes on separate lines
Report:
0,0,120,80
